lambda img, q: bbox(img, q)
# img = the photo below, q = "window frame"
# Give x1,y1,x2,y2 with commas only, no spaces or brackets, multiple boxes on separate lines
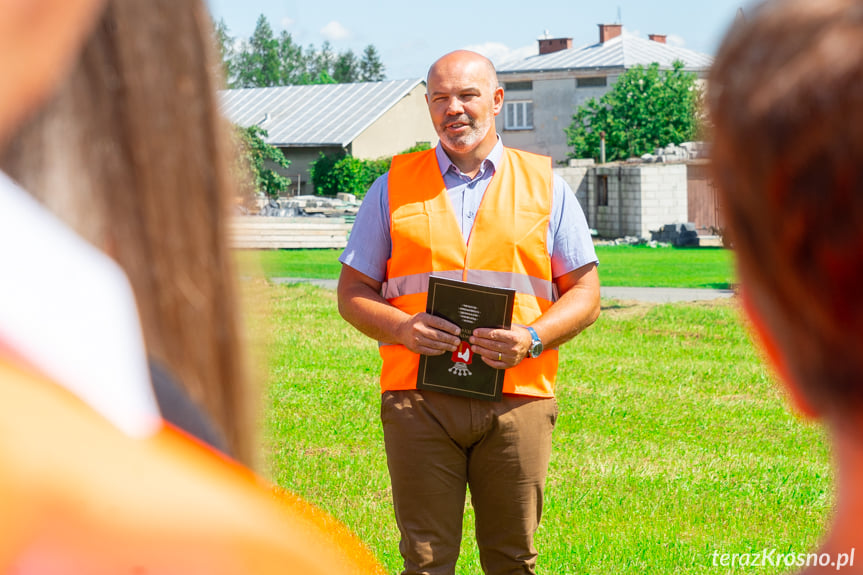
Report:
504,80,533,91
577,76,608,88
504,100,534,131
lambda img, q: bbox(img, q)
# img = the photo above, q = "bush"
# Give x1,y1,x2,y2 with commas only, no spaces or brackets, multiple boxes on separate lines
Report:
310,142,430,200
233,124,291,198
309,150,346,196
565,61,700,163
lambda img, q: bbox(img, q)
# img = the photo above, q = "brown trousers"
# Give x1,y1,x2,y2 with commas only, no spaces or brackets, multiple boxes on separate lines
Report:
381,389,558,575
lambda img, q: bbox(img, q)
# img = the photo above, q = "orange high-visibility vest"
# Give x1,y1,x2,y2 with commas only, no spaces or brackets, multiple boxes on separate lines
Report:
379,147,558,397
0,356,385,575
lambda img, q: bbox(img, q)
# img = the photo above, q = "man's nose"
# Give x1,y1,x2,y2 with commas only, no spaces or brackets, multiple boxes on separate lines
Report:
446,97,464,115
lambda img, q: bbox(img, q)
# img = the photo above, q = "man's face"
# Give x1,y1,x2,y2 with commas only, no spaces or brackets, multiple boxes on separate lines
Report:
425,54,503,156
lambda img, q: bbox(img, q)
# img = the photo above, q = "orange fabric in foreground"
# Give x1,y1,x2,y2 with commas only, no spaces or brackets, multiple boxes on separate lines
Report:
0,357,384,575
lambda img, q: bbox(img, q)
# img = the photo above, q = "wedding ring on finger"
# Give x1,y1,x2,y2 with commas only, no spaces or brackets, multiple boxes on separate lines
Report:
497,352,502,361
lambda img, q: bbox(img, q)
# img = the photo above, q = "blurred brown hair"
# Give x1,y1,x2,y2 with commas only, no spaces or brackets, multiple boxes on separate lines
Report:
2,0,256,463
709,0,863,416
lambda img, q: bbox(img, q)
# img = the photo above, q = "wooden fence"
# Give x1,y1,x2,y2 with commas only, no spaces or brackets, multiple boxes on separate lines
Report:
230,216,352,249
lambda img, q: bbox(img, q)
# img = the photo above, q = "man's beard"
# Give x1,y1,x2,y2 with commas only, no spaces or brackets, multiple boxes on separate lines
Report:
438,113,492,153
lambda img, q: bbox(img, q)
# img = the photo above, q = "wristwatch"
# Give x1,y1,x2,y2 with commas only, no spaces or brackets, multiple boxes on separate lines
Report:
526,326,543,358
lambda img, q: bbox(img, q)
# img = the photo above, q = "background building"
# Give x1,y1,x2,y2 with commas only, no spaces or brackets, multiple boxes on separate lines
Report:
496,24,713,165
221,79,438,195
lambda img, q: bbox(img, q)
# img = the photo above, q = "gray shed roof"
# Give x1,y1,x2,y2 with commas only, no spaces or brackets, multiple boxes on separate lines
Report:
498,33,713,74
220,78,424,147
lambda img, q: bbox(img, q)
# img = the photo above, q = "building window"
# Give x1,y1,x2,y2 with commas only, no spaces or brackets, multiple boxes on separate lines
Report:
577,76,607,88
597,175,609,206
505,101,533,130
504,80,533,91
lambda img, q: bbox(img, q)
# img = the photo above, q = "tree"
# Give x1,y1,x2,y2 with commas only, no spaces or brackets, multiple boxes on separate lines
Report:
234,125,291,198
234,14,281,88
305,41,332,81
213,19,236,86
565,61,700,163
333,50,359,84
359,45,385,82
277,30,304,85
313,70,337,85
214,17,386,88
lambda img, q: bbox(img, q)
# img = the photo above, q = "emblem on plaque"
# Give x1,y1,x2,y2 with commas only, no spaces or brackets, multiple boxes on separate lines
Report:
448,341,473,377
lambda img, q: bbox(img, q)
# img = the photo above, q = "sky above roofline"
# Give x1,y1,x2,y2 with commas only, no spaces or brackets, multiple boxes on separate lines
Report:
206,0,753,81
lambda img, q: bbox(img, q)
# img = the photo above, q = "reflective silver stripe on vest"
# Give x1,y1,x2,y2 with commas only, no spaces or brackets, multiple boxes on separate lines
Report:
381,270,557,301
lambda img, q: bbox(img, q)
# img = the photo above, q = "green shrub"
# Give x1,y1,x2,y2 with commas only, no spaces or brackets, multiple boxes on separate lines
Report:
310,142,432,199
234,124,291,198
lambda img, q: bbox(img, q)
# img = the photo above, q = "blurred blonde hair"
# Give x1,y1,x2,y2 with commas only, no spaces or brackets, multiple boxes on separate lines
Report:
2,0,257,464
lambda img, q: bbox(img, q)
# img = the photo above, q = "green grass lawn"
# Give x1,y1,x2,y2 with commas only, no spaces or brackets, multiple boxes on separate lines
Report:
594,245,735,289
239,244,736,289
253,281,831,574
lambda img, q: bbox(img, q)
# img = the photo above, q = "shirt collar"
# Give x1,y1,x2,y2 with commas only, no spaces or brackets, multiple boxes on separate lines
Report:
0,170,161,438
434,135,504,179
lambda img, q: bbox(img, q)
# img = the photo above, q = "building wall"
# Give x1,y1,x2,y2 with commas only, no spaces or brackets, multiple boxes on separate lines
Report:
638,163,688,238
496,72,622,165
268,146,343,196
268,84,438,197
593,165,644,237
570,163,688,238
554,165,592,222
351,83,438,160
496,82,535,155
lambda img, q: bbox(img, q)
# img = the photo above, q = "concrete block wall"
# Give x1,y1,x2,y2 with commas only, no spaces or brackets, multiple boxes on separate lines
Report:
638,164,688,238
561,162,690,239
554,166,590,212
593,166,644,238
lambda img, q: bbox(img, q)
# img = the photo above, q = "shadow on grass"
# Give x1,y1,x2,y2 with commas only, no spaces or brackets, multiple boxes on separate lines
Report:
601,301,635,311
672,245,729,251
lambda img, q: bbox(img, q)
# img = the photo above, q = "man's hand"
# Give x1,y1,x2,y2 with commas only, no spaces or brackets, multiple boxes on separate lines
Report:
468,262,601,370
397,313,461,356
469,325,532,368
338,264,463,355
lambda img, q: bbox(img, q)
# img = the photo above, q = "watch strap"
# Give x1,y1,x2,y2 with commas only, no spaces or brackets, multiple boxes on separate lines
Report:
526,326,542,358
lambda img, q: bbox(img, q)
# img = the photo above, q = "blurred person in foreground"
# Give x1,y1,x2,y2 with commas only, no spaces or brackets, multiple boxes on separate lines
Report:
710,0,863,571
3,0,252,462
338,49,600,574
0,0,383,572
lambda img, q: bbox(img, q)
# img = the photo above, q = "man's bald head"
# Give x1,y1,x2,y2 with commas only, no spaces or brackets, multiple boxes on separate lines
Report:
426,50,499,94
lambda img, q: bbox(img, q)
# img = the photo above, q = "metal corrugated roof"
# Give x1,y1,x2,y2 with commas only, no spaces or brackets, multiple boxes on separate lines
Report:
219,78,424,147
498,33,713,74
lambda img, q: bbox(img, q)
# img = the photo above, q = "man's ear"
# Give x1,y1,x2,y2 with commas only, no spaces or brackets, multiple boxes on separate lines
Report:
492,86,504,117
741,288,820,419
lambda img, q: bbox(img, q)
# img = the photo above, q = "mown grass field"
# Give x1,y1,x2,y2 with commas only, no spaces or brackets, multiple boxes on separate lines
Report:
246,244,736,289
245,261,832,574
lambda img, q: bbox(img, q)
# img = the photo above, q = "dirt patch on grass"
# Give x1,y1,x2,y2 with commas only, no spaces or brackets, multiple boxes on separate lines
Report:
600,300,655,320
